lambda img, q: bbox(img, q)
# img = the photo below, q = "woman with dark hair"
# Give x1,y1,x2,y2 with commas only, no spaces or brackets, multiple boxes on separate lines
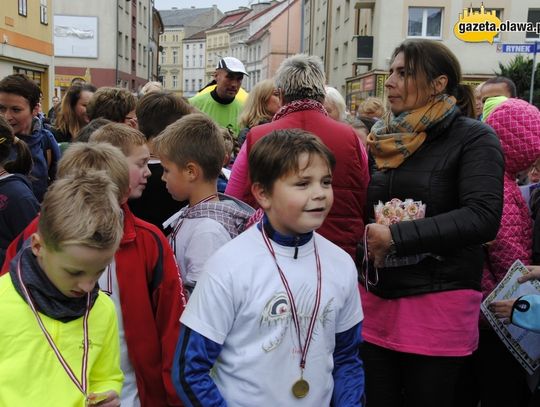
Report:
53,83,97,142
361,39,504,407
0,116,39,265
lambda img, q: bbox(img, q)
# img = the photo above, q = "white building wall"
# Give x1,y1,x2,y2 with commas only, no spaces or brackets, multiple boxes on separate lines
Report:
183,39,206,97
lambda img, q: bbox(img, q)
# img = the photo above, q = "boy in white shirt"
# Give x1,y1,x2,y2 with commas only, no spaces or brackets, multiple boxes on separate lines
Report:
173,129,365,406
154,114,254,293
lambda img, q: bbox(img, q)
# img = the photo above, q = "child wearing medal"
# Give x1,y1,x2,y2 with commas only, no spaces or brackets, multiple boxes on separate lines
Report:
173,129,365,406
2,134,187,407
0,171,124,406
153,114,254,293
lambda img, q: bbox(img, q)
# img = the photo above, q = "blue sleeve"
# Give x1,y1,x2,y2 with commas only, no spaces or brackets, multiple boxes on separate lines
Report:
332,322,365,407
172,324,227,407
511,295,540,333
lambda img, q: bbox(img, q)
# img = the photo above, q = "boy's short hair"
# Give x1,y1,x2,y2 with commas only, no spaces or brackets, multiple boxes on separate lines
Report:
153,113,225,181
89,122,146,156
86,87,137,122
57,142,130,200
0,74,41,110
249,129,336,192
76,118,113,142
136,91,192,139
38,170,124,251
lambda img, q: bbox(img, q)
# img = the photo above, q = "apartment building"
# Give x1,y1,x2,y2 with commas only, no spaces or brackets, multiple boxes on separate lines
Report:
303,0,540,111
54,0,156,95
182,30,206,97
244,0,301,90
205,8,254,83
0,0,54,108
159,6,222,95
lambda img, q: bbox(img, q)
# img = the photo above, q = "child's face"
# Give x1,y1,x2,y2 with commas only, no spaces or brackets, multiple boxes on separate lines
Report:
160,157,192,202
259,153,334,235
0,92,38,136
31,234,116,298
127,144,151,199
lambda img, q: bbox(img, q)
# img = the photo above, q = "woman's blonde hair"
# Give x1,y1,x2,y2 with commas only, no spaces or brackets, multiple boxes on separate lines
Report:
324,86,347,121
238,79,276,129
357,97,385,119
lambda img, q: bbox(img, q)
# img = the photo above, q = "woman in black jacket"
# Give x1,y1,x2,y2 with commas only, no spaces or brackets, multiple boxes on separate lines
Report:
361,39,504,407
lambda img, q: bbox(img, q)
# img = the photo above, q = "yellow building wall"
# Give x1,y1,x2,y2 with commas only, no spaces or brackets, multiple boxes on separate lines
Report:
0,0,54,56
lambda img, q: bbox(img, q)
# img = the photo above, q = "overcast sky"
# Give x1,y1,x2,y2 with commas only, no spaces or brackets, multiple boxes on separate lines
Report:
154,0,252,12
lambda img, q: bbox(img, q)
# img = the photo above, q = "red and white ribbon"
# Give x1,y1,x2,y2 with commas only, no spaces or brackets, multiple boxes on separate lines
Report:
16,258,90,397
260,222,322,371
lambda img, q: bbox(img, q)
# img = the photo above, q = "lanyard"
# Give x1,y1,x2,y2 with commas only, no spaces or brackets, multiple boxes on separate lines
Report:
169,194,218,257
100,264,113,296
260,222,322,372
16,258,90,397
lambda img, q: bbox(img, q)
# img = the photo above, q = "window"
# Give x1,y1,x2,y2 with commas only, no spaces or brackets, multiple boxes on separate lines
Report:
172,75,178,88
143,6,147,27
161,49,166,64
185,79,189,90
200,43,203,49
118,32,123,57
125,35,129,60
192,79,196,92
527,9,540,40
185,55,189,67
343,42,348,65
18,0,27,16
40,0,48,24
199,79,203,89
143,46,147,66
186,44,190,50
173,48,178,64
336,7,341,28
138,44,141,65
333,47,339,69
345,0,350,21
408,7,443,38
199,55,203,67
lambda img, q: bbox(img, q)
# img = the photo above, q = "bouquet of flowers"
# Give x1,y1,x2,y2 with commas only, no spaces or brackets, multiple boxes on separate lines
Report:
372,198,435,268
374,198,426,226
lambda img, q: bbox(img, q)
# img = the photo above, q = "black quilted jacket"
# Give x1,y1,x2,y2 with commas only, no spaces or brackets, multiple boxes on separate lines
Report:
365,111,505,299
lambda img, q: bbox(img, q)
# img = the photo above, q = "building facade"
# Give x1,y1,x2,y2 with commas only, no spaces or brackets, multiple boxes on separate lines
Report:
182,30,206,97
303,0,540,112
53,0,155,95
244,0,301,90
0,0,55,109
159,6,222,95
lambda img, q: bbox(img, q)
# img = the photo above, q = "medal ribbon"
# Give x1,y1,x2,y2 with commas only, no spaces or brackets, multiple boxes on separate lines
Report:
169,194,218,257
260,222,322,371
16,258,91,397
101,264,113,296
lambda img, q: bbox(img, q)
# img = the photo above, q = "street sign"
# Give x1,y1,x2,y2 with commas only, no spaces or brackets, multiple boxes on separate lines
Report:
498,43,538,53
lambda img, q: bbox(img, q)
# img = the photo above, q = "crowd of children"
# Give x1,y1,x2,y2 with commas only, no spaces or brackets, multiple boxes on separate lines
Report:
1,39,540,407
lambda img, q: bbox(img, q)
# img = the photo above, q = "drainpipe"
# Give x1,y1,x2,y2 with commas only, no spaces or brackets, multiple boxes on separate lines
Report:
116,0,119,86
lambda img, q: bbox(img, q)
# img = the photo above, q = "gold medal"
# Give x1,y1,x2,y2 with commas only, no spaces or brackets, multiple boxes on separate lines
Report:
292,378,310,398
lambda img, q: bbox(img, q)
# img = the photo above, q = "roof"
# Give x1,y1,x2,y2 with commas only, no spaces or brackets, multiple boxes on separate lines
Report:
230,2,282,32
185,29,207,41
211,9,250,29
159,7,217,27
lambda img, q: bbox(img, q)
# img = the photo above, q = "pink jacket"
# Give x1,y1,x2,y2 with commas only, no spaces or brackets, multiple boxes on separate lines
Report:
482,99,540,298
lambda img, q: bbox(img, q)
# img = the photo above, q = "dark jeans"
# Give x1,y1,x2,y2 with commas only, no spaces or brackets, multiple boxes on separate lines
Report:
454,328,533,407
361,341,466,407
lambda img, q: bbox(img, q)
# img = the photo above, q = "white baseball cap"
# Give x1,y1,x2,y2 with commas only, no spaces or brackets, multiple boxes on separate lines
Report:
216,57,249,76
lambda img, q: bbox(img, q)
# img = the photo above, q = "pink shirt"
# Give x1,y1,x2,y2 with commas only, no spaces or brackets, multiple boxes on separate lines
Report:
360,286,482,357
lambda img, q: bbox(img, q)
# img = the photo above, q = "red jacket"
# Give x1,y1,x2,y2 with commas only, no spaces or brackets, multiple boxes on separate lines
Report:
1,204,186,407
244,108,369,258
